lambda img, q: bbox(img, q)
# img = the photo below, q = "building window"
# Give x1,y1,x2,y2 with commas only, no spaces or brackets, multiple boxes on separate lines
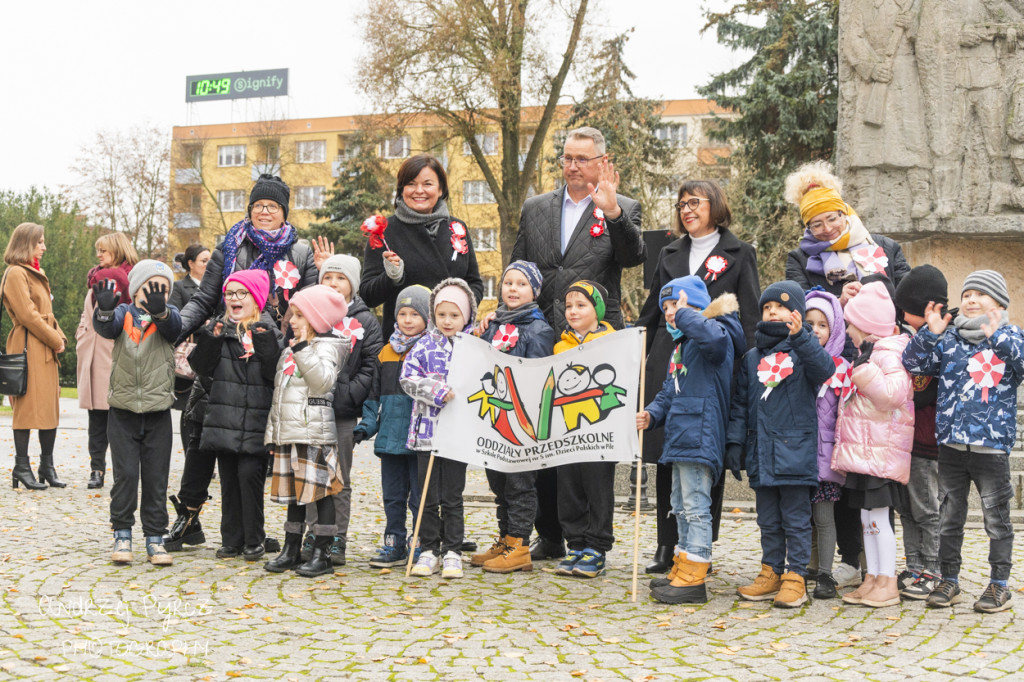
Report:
381,136,410,159
473,228,498,252
189,194,202,212
217,144,246,167
655,124,688,147
217,190,246,212
482,276,497,300
296,140,326,164
463,180,496,205
295,186,325,210
463,132,499,156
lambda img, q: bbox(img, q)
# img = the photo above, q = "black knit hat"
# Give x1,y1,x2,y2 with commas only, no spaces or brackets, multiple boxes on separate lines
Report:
894,265,947,317
248,174,290,220
759,280,806,318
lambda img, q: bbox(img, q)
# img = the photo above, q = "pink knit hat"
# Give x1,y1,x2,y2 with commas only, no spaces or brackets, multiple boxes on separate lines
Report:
224,270,270,311
844,281,896,338
289,284,349,334
433,283,471,323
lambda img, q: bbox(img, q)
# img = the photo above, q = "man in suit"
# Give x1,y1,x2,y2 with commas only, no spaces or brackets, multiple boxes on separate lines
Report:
511,127,646,559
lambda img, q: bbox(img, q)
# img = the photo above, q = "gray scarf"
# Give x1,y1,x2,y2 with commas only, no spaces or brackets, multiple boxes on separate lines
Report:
394,198,450,237
954,310,1010,344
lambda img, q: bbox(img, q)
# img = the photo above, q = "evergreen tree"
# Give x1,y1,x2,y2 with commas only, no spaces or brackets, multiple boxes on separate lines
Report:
700,0,839,280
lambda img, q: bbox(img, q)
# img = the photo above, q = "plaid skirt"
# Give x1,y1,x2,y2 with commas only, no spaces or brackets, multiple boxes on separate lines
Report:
270,443,344,505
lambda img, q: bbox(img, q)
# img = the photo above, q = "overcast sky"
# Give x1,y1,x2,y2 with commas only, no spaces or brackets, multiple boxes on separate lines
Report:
1,1,744,194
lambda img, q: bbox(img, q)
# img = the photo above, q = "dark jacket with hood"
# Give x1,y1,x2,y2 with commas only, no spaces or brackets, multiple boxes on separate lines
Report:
331,294,384,420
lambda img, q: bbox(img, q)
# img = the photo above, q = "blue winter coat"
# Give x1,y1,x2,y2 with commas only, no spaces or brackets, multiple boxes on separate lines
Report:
355,339,421,456
644,294,745,481
479,306,555,359
727,327,835,488
902,322,1024,454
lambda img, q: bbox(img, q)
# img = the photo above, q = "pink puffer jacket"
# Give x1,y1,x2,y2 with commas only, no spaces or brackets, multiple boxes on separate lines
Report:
832,334,914,484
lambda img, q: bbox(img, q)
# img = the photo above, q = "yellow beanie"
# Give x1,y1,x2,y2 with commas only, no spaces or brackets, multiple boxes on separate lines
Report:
799,186,855,225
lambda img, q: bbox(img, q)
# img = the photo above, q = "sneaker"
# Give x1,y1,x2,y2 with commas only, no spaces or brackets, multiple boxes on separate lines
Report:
441,551,464,579
369,538,408,568
926,580,962,608
974,583,1012,614
410,550,439,576
300,533,315,562
328,537,346,566
901,573,938,601
897,569,917,592
555,549,584,576
572,549,606,578
146,538,173,566
111,532,132,564
833,562,862,588
812,571,837,600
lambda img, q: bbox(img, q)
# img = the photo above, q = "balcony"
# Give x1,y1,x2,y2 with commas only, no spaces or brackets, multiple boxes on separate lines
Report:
174,212,201,229
175,168,201,184
251,162,281,180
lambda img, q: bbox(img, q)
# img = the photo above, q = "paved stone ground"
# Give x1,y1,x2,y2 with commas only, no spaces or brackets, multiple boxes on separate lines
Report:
2,400,1024,680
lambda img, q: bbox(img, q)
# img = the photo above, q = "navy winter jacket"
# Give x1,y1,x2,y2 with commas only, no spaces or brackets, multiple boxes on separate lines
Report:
479,306,555,359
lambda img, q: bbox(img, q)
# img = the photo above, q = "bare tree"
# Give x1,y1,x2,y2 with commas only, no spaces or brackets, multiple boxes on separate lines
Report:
357,0,591,259
71,126,170,258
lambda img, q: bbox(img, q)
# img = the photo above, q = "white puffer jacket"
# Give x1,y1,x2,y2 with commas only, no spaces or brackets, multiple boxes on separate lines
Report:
265,334,350,446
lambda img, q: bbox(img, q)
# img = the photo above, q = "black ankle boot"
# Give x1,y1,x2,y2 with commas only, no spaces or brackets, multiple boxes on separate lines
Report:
12,454,46,490
296,536,335,577
645,545,674,574
87,470,104,489
37,453,65,488
163,496,205,551
264,532,303,573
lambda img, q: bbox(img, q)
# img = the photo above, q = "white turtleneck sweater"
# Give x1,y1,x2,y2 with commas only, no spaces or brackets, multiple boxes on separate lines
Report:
688,229,721,275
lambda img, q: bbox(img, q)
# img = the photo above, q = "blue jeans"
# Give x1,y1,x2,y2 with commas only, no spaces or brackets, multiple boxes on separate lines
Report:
754,486,813,578
938,446,1014,582
378,453,421,546
670,461,714,560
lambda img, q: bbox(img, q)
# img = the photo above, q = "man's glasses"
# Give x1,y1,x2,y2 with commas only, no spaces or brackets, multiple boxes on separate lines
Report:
558,155,603,168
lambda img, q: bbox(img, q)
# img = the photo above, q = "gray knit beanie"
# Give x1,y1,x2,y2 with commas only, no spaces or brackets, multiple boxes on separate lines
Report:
319,254,361,296
395,284,431,326
128,259,174,299
962,269,1010,308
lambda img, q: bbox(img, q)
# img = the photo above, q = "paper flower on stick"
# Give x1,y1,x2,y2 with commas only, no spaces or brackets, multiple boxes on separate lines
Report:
361,215,390,251
757,352,794,400
450,221,468,259
967,349,1005,403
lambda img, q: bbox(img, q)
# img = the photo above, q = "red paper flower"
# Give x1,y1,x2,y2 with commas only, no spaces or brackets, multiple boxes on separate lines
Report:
819,356,852,400
273,260,300,290
491,324,520,351
967,349,1006,402
361,215,390,251
282,354,297,376
332,316,365,342
449,220,469,258
853,246,889,275
756,352,794,399
704,255,728,282
589,223,605,238
239,331,254,359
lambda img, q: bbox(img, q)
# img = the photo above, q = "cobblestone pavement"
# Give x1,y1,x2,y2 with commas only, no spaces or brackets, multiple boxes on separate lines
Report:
2,401,1024,680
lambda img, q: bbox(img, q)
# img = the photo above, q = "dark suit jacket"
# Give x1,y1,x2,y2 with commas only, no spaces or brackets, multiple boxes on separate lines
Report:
511,187,646,331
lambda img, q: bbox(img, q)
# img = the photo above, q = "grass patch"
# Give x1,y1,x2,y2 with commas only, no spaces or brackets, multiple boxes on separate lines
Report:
0,386,77,414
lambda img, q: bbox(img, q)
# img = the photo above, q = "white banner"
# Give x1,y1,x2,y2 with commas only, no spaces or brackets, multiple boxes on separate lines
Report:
433,328,643,472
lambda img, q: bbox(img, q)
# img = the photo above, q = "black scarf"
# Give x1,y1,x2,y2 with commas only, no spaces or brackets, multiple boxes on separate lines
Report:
755,320,791,351
493,302,542,325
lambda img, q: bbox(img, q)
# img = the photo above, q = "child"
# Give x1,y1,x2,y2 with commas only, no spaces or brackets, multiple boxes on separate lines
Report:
188,270,282,561
473,261,554,573
553,281,617,578
726,281,834,607
893,265,947,599
92,259,182,566
401,278,477,578
355,285,430,567
903,270,1024,613
301,254,384,566
804,289,849,599
830,282,913,608
264,285,351,577
638,276,744,603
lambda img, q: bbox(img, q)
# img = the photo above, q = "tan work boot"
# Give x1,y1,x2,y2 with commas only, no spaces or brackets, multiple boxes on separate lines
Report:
842,573,877,605
651,556,710,604
471,536,506,567
650,549,683,589
774,572,808,608
861,574,900,608
483,536,533,573
737,563,782,601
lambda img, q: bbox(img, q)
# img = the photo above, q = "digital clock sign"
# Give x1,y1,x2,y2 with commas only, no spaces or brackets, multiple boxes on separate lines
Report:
185,69,288,102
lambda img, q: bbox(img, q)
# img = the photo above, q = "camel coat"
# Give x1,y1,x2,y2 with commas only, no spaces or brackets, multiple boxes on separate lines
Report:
2,264,66,429
75,289,114,410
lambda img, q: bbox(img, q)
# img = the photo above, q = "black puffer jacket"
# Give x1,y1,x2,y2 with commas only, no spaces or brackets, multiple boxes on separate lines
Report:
511,188,646,331
332,295,384,419
188,314,283,456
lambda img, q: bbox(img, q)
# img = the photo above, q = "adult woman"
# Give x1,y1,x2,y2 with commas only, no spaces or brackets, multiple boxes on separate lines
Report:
783,160,911,589
164,175,316,552
169,244,210,411
76,232,137,489
636,180,760,573
360,154,483,333
3,223,66,490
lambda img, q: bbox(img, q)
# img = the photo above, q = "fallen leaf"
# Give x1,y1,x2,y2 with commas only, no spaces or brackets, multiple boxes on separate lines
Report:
731,508,742,513
404,595,417,603
769,642,789,650
571,671,586,678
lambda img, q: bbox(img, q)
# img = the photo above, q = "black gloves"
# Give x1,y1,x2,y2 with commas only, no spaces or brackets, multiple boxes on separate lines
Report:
141,281,169,318
725,443,744,481
353,427,368,445
250,321,271,334
852,340,874,369
92,279,121,313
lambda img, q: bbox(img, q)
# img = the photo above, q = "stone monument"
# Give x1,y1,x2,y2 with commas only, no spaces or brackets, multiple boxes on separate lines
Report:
837,0,1024,318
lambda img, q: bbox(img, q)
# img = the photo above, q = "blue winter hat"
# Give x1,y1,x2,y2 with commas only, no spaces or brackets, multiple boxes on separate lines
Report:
659,275,711,311
503,260,543,300
759,280,807,318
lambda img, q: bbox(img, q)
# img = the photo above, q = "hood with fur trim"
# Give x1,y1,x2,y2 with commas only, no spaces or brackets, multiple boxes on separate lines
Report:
428,276,478,332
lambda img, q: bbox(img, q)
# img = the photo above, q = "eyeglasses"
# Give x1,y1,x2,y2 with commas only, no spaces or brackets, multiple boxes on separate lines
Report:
558,155,604,168
807,212,845,233
250,202,281,214
224,290,251,301
676,197,710,211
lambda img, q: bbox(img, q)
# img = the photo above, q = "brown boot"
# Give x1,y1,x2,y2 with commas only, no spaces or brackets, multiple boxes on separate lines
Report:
774,572,808,608
842,574,877,605
471,536,506,567
861,574,900,608
650,549,683,589
483,536,532,573
651,556,710,604
737,563,782,601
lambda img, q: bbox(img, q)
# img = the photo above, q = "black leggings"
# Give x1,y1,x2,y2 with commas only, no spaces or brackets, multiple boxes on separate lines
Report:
13,428,56,461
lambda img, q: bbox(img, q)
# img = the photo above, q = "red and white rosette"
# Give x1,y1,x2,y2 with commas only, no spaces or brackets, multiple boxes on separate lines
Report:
239,331,254,359
282,353,297,377
819,356,851,399
590,207,605,238
273,259,300,300
491,324,520,352
757,352,794,400
852,246,889,275
704,255,728,282
967,349,1005,403
450,220,469,260
332,316,365,342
